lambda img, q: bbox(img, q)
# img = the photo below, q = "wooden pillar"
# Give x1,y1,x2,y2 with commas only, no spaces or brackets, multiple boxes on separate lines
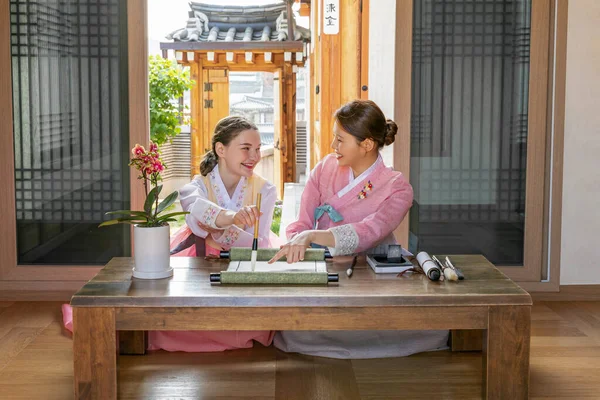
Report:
273,69,283,198
190,58,202,176
340,0,361,103
360,0,369,100
318,20,340,163
311,0,364,168
310,1,320,168
282,62,297,184
127,0,149,212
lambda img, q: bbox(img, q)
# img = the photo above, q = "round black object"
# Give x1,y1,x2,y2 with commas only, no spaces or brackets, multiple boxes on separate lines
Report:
428,269,441,281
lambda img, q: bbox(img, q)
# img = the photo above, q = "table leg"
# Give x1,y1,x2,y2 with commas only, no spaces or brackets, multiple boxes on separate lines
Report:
119,331,147,355
483,305,531,400
73,307,117,400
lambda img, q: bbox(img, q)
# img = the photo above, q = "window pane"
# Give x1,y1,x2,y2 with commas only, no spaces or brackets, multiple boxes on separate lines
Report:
11,0,130,264
409,0,531,265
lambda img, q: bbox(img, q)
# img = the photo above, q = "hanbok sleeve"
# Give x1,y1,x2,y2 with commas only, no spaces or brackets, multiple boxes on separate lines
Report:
211,182,277,248
285,159,324,240
328,175,414,256
179,176,226,239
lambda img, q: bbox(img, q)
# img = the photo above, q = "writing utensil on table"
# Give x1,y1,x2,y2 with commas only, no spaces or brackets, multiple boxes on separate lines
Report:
431,255,444,269
250,193,262,271
432,255,457,281
346,255,358,278
431,255,445,281
445,256,464,280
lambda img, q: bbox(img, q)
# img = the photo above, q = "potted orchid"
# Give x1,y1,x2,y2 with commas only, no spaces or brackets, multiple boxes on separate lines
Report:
99,142,188,279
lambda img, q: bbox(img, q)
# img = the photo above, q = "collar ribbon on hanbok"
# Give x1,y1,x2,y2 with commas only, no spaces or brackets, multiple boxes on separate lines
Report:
313,203,343,229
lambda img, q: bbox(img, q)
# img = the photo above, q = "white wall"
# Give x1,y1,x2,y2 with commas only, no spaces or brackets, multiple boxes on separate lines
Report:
560,0,600,285
368,0,396,167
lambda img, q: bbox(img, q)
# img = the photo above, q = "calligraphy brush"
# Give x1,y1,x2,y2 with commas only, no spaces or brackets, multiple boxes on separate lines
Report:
445,256,464,280
433,255,458,281
346,255,358,278
251,193,262,272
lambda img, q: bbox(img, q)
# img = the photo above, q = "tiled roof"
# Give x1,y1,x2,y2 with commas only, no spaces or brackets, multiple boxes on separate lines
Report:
231,96,274,111
244,96,305,110
256,124,275,146
166,2,310,43
190,3,288,24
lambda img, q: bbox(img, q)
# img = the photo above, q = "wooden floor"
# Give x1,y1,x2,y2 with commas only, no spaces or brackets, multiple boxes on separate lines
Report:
0,301,599,399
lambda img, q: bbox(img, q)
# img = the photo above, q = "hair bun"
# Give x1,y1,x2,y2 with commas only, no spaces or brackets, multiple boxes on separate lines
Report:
384,119,398,146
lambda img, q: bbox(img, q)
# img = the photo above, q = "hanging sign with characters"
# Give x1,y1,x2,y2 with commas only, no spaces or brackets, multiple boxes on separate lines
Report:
323,0,340,35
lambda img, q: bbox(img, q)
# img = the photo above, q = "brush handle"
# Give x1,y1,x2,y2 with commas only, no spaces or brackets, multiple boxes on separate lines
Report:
454,267,465,280
253,193,262,240
445,256,465,280
346,255,358,278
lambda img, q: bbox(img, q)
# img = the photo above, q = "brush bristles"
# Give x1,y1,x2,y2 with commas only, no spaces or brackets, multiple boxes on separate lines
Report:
443,268,459,281
250,250,258,271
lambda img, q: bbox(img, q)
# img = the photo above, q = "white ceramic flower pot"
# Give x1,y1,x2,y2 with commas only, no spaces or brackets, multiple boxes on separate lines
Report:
132,224,173,279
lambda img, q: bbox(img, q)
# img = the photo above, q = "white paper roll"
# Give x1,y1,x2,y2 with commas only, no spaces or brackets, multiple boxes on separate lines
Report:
416,251,441,281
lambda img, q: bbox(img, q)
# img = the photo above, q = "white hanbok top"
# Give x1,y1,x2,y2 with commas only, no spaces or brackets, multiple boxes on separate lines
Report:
179,165,277,248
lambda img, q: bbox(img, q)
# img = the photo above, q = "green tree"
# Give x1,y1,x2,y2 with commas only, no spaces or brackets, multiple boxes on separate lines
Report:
148,55,194,145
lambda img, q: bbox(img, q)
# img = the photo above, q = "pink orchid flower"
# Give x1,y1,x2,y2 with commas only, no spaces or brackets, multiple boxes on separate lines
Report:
153,161,164,172
132,144,146,156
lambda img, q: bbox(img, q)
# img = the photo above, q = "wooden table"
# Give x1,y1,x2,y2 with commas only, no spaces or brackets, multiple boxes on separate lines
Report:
71,255,532,400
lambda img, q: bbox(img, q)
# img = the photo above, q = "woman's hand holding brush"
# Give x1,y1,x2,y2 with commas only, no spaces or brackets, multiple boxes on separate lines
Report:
251,194,262,271
216,206,262,228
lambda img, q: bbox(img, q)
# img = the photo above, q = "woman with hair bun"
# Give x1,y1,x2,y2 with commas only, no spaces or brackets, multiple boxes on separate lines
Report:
270,100,449,359
269,99,406,263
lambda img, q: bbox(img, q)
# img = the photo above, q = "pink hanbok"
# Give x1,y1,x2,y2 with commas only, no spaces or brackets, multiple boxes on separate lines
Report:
62,166,279,352
287,153,413,254
274,153,449,358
